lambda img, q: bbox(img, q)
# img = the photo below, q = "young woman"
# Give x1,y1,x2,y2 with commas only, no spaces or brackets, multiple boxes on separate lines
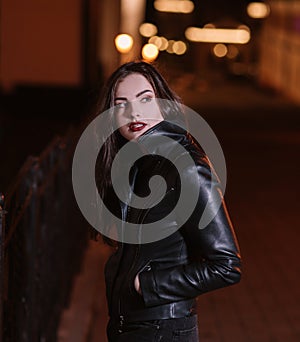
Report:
94,61,241,341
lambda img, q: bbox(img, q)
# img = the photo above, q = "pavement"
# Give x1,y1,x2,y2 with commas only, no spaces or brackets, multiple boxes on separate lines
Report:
57,240,111,342
55,72,300,342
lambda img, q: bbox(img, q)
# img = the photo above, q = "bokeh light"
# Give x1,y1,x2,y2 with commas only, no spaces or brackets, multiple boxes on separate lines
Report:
158,37,168,51
154,0,194,14
213,44,228,58
166,40,175,54
148,36,168,51
173,41,187,55
114,34,133,53
185,27,251,44
227,45,239,59
149,36,162,49
203,23,216,29
142,43,159,61
238,24,251,33
139,23,158,37
247,2,270,19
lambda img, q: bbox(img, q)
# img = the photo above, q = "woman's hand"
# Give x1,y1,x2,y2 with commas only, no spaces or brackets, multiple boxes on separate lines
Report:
134,273,142,295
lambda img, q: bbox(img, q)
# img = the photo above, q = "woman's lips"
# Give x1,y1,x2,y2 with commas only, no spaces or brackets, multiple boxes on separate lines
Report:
129,122,147,132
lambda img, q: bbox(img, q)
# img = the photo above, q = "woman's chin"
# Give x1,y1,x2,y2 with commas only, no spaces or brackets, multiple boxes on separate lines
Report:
119,128,145,141
119,120,163,141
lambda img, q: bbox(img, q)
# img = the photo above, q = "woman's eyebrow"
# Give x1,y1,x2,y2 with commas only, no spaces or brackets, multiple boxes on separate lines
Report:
114,89,153,102
114,96,127,102
136,89,153,97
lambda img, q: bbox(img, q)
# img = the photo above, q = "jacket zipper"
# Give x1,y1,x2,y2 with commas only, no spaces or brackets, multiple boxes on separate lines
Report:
118,165,140,320
117,158,173,320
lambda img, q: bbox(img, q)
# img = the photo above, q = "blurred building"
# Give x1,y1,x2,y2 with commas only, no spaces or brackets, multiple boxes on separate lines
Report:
0,0,299,103
0,0,120,92
259,0,300,104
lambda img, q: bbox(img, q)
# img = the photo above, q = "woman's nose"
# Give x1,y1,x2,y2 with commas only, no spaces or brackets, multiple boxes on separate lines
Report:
130,111,140,120
129,102,141,120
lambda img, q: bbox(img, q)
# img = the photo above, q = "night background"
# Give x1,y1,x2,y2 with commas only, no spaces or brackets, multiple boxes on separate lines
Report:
1,1,300,341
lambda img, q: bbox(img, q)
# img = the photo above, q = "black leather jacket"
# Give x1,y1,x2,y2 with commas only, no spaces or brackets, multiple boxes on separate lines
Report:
104,120,241,324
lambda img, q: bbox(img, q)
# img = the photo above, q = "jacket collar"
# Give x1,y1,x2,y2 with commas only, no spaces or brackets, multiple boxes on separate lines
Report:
136,119,189,156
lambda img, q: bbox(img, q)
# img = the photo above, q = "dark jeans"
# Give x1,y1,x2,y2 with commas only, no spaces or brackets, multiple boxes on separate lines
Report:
107,315,199,342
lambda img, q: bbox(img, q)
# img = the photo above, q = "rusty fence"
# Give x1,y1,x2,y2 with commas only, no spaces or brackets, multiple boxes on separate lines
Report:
0,128,89,342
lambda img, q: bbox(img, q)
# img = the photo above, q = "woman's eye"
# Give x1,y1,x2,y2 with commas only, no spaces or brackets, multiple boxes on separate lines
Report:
141,97,152,103
115,102,127,108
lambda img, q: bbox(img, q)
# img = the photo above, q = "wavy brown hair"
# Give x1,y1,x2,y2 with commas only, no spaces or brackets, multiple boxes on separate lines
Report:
92,61,184,244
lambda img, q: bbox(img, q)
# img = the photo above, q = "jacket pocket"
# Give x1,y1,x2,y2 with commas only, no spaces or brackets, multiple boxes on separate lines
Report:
130,260,153,296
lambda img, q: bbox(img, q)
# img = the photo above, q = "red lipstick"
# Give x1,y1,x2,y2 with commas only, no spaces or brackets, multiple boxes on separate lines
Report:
129,121,147,132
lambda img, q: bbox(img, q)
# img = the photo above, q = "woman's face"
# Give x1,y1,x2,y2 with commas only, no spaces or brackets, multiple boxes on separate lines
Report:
114,73,164,140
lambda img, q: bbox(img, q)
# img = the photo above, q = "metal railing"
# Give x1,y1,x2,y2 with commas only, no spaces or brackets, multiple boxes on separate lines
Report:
0,128,89,342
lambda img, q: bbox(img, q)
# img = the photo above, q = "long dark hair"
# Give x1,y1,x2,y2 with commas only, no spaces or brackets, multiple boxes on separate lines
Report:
92,61,183,244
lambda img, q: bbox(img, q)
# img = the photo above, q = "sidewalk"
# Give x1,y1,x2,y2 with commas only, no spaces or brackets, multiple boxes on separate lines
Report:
57,240,111,342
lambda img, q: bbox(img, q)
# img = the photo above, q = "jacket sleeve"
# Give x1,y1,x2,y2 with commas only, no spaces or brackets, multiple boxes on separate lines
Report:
139,152,242,307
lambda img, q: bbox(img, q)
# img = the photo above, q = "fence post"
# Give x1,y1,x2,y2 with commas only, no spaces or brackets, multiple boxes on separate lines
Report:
27,160,40,342
0,193,7,341
0,129,89,341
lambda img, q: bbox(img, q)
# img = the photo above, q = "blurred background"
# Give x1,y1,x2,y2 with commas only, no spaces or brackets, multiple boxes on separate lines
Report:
1,0,299,190
1,0,300,341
